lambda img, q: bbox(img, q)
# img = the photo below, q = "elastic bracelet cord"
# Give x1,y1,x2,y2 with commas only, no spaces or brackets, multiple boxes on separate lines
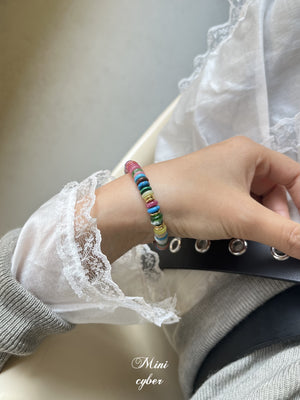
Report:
124,160,169,250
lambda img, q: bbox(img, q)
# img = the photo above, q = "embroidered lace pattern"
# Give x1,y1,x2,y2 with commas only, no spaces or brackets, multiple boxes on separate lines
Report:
55,170,179,326
178,0,251,93
266,113,300,161
177,0,300,163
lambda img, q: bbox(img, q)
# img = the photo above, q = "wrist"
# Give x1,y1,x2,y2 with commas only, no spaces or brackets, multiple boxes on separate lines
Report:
143,163,179,239
90,173,154,263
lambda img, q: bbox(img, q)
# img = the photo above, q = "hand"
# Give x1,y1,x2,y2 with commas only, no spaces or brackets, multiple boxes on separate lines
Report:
92,136,300,262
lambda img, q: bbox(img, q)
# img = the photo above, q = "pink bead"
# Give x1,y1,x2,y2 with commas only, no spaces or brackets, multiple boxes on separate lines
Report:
133,170,144,180
124,160,140,174
146,200,158,208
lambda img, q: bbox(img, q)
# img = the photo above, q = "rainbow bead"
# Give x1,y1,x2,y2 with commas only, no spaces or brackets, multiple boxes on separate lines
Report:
154,223,167,236
124,160,140,175
133,168,142,174
147,205,160,214
146,200,158,208
124,160,169,250
136,176,148,185
151,214,163,226
154,234,169,245
149,210,161,217
138,181,150,190
156,243,169,250
134,172,146,182
141,188,153,198
143,194,154,203
150,211,162,219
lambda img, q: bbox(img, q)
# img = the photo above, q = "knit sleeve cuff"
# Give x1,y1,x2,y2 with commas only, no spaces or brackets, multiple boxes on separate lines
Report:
0,228,75,371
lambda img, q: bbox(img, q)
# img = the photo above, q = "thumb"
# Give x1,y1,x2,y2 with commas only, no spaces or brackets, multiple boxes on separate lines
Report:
242,198,300,260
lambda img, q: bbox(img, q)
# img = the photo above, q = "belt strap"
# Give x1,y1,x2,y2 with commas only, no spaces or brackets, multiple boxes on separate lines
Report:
149,239,300,283
148,239,300,393
192,283,300,393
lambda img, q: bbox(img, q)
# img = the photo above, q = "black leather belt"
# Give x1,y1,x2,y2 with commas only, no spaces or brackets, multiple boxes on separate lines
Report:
149,238,300,283
148,238,300,393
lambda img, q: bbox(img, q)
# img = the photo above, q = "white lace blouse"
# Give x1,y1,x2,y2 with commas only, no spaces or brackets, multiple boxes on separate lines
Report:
10,0,300,326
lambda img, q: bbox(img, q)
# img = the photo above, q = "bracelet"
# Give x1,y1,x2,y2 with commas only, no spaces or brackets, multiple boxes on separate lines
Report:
124,160,169,250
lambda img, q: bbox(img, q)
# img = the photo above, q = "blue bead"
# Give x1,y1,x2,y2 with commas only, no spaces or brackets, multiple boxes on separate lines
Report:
138,180,150,190
134,173,146,183
147,205,160,214
154,232,168,242
155,235,169,245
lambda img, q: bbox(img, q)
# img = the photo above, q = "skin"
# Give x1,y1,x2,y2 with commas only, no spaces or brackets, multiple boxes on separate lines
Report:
90,136,300,264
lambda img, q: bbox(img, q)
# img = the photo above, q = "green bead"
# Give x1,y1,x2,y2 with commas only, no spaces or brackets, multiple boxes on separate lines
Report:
151,213,163,222
131,168,143,177
140,185,152,195
151,217,163,226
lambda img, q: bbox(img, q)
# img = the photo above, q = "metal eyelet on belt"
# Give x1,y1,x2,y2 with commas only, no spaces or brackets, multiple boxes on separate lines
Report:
270,247,290,261
169,237,182,253
228,238,248,256
195,239,211,253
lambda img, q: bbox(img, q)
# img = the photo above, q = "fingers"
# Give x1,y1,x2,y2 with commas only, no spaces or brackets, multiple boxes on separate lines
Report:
261,184,290,219
240,197,300,260
255,146,300,211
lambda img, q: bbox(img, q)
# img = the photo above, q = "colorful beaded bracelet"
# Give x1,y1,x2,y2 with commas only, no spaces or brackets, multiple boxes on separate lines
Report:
124,160,169,250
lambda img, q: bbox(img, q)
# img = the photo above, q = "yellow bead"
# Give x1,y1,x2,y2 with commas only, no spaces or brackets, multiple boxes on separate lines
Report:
154,223,167,236
144,195,154,203
142,190,154,200
150,211,161,217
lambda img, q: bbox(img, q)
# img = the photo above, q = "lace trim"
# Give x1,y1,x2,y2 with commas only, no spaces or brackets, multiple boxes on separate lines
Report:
178,0,252,93
263,112,300,161
55,170,179,326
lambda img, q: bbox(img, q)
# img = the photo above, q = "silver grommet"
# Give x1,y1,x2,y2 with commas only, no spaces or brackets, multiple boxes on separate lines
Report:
228,238,248,256
195,239,211,253
169,237,181,253
270,247,289,261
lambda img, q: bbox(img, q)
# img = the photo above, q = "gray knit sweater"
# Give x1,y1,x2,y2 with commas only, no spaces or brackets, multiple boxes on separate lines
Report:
0,228,74,371
163,269,298,399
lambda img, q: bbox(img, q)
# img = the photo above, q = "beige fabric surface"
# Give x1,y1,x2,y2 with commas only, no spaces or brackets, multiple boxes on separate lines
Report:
0,324,182,399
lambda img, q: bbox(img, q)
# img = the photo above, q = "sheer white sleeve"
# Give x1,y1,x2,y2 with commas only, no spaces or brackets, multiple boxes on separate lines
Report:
10,170,179,326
